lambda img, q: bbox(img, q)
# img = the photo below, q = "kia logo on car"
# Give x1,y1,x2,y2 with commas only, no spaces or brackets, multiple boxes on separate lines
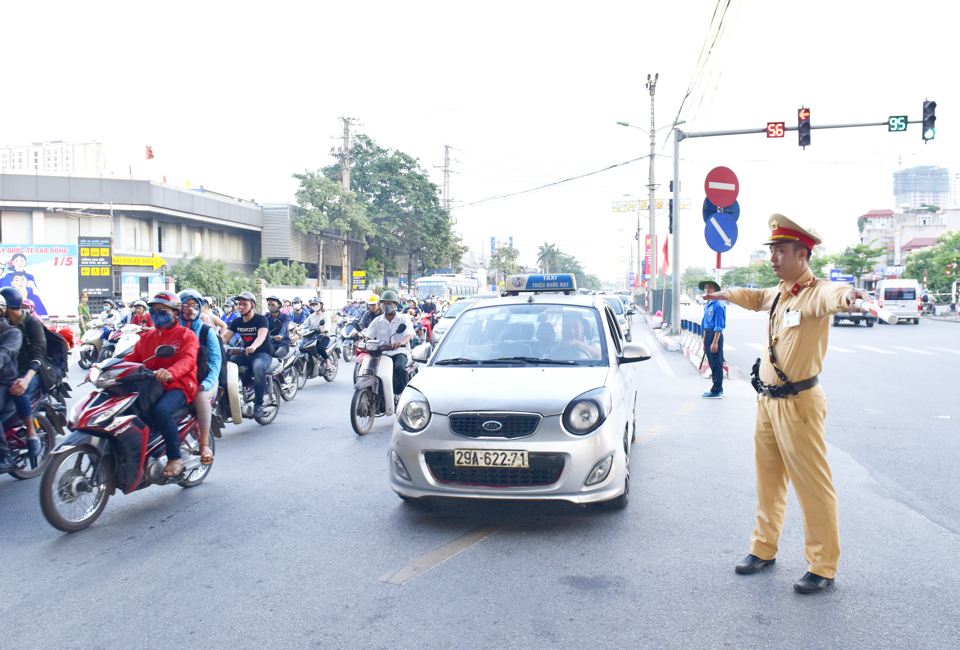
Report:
482,420,503,432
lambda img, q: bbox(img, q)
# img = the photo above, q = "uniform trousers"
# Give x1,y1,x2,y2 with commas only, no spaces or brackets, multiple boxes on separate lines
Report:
750,384,839,579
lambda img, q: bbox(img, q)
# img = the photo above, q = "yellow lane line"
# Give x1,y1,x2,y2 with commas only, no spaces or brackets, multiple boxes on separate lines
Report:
379,524,503,585
674,401,698,416
636,425,668,445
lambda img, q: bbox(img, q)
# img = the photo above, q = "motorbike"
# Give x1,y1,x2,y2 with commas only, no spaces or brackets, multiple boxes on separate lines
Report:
419,314,434,343
278,347,301,402
921,301,936,317
77,320,111,369
216,347,282,427
112,323,143,359
294,323,340,389
337,317,361,362
349,324,419,436
39,346,212,532
1,380,69,480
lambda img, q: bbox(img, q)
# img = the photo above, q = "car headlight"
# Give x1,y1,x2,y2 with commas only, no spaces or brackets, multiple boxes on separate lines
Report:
397,387,431,432
562,387,612,435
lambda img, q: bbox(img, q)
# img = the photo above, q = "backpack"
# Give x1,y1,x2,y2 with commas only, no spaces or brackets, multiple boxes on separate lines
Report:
195,324,227,388
43,327,70,375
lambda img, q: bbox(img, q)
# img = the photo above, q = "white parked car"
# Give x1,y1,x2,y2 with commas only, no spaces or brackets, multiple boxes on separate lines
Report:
388,274,650,509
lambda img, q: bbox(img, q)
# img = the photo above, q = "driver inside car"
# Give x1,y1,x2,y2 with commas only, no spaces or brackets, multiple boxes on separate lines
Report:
551,313,601,359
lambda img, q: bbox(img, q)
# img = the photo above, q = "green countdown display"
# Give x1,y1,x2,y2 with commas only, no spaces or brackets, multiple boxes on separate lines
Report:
888,116,908,132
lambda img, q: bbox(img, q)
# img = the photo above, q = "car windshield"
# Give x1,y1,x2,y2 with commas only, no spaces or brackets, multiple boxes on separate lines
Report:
441,301,472,319
433,303,607,366
602,297,624,314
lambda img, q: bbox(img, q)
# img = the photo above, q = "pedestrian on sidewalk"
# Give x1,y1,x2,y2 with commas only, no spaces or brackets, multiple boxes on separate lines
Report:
702,214,869,594
698,280,725,398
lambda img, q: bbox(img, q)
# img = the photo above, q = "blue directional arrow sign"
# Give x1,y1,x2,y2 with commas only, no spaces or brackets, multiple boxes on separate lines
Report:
703,197,740,222
704,213,738,253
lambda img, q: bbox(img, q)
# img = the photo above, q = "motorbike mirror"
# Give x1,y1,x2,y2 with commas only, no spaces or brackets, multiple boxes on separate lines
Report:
155,345,176,358
319,319,325,326
396,324,407,333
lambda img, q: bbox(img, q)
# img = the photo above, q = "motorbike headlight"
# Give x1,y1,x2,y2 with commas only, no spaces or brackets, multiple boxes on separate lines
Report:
90,395,137,427
562,387,612,435
397,388,431,433
94,367,125,389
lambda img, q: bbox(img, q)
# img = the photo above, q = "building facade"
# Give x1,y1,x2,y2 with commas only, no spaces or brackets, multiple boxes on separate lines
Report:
1,141,104,175
892,165,950,211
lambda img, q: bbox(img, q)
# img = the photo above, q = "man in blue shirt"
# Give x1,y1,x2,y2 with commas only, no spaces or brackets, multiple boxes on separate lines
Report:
699,280,726,398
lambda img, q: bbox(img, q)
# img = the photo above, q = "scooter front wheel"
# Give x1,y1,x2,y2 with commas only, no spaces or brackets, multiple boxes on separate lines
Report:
255,379,281,425
351,388,376,435
77,347,94,369
280,368,299,401
39,444,113,533
295,357,308,389
343,345,355,363
324,354,339,382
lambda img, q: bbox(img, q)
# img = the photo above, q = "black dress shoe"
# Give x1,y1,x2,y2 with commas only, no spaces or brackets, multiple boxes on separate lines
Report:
735,554,776,574
794,571,834,593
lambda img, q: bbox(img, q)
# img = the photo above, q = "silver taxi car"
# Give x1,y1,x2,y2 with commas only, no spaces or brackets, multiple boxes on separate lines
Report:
388,274,650,509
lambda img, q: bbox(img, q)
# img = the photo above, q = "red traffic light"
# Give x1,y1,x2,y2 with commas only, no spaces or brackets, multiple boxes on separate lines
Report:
799,108,810,120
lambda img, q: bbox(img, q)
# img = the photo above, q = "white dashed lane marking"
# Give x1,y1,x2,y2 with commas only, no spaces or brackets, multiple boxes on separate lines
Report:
854,345,895,354
929,347,960,355
890,346,935,355
827,345,854,353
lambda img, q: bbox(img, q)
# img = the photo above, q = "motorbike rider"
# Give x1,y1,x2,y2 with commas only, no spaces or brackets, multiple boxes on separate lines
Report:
121,291,199,477
1,286,49,458
222,298,239,325
179,290,221,466
200,298,228,335
266,295,292,359
362,290,413,412
304,298,332,372
360,294,382,330
99,298,121,340
206,296,222,319
129,300,155,330
422,295,438,329
289,296,308,325
0,293,24,471
404,298,420,319
222,291,272,419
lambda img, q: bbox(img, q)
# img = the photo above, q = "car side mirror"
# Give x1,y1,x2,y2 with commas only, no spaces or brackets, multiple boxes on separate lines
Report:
619,343,651,364
411,343,432,362
627,309,636,315
155,345,176,358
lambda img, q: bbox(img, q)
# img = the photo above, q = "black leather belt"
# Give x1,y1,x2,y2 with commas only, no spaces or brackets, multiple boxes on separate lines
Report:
757,375,819,399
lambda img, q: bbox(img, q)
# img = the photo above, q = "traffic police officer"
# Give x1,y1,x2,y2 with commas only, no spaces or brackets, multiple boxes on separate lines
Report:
703,214,869,593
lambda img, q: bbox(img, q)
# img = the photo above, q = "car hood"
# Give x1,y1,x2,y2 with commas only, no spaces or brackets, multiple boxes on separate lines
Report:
409,366,610,416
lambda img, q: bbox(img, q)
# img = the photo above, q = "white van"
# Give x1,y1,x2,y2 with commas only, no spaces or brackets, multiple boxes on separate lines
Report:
875,279,921,324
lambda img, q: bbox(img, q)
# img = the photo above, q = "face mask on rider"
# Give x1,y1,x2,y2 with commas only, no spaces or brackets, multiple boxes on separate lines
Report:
383,304,397,315
182,305,199,321
294,302,302,311
149,308,175,329
268,304,280,314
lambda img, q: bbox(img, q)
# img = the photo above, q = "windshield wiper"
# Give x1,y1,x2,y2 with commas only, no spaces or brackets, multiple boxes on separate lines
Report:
434,358,482,365
478,356,580,365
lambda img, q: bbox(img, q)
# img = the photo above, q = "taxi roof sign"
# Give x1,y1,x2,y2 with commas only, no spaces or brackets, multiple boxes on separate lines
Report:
504,273,577,294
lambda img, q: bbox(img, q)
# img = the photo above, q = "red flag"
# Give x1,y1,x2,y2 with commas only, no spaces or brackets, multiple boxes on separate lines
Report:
146,146,154,160
661,239,669,275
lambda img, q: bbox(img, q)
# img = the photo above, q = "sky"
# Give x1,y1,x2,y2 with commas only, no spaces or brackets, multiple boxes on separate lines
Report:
4,0,959,283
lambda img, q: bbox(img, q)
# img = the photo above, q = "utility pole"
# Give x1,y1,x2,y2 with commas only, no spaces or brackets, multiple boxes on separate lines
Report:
646,74,659,299
336,117,359,296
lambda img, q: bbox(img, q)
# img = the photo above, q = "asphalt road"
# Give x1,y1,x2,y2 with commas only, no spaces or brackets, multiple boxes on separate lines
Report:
1,315,958,649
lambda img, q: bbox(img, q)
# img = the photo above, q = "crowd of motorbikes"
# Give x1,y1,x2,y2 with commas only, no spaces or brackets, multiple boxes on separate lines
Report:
12,301,436,533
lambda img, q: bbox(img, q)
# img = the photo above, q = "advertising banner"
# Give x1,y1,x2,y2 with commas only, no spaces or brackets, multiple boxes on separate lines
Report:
78,237,113,298
0,243,79,320
148,275,165,296
121,275,140,303
351,270,366,291
644,235,652,277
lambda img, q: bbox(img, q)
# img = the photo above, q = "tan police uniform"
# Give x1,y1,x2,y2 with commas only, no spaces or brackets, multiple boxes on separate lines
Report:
726,214,852,580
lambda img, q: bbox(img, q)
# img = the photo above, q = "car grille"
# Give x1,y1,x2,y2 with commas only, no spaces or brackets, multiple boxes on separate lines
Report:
448,412,542,439
424,451,564,487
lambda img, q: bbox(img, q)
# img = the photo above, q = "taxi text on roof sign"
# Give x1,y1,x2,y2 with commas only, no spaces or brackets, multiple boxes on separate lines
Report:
505,274,577,292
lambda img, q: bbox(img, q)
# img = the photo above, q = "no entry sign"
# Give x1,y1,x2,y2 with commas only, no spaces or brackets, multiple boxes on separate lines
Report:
704,166,739,208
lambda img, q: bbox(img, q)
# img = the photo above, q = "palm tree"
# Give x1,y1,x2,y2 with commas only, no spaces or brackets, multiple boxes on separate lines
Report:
537,243,560,274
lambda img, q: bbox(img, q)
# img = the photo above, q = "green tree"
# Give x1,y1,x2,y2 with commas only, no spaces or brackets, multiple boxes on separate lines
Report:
253,257,308,286
489,246,520,283
582,274,602,291
320,134,461,285
809,252,838,278
292,172,373,290
537,243,561,273
721,261,779,289
169,255,253,298
835,240,886,284
682,266,712,290
903,230,960,295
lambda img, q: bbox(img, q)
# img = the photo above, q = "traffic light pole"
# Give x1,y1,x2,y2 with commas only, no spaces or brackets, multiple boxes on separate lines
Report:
668,118,922,336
